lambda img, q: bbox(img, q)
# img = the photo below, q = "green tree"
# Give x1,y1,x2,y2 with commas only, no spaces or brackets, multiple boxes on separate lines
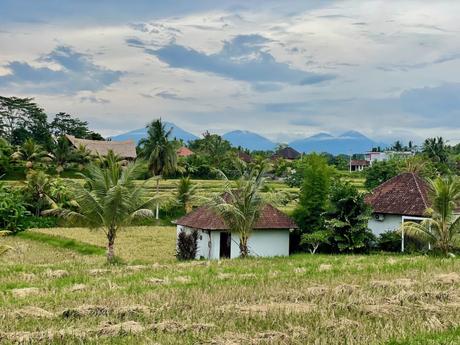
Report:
364,159,400,190
176,176,197,213
12,138,51,170
0,96,52,148
51,159,157,262
292,154,333,243
23,170,56,216
0,138,12,175
325,181,373,252
211,167,266,257
52,136,74,174
423,137,448,164
404,175,460,256
138,119,178,219
50,112,102,139
300,230,331,254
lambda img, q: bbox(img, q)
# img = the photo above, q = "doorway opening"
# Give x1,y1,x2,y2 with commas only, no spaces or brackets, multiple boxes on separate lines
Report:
219,232,231,259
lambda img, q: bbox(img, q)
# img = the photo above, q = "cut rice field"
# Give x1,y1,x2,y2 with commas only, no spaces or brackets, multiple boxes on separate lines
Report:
1,226,460,344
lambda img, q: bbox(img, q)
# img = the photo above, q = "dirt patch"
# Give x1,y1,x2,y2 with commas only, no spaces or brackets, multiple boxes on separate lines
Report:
44,269,69,278
14,306,54,319
235,302,314,315
173,276,191,284
98,321,145,336
318,264,332,272
151,320,214,334
116,305,151,318
305,285,329,296
432,273,460,285
12,287,40,298
61,305,110,318
334,284,359,294
69,284,87,292
88,268,110,276
147,277,169,285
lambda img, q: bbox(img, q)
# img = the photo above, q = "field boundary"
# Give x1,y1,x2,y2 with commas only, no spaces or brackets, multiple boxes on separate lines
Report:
17,231,106,256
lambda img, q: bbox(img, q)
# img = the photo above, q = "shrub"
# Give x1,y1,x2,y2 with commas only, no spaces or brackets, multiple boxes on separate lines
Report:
377,230,401,252
23,216,59,229
0,183,29,233
176,229,198,260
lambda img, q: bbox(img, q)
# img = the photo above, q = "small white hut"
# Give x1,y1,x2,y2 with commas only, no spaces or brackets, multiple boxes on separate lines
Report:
175,204,297,260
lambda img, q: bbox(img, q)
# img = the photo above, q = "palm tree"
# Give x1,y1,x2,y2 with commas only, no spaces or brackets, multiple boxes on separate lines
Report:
176,176,197,213
404,175,460,256
138,119,178,219
49,159,157,262
210,167,266,258
52,136,74,175
73,144,92,171
12,138,50,170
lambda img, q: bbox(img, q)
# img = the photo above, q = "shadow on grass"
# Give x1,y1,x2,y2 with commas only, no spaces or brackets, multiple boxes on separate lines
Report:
17,231,106,256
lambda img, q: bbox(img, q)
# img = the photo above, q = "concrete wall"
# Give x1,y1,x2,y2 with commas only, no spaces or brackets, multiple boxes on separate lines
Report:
176,226,289,259
368,214,402,236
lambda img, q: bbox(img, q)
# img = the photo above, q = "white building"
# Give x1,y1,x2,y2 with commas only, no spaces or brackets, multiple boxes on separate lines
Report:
365,173,430,250
365,151,415,165
175,204,297,260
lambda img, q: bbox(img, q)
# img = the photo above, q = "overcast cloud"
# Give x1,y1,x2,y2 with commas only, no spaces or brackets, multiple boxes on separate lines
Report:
0,0,459,143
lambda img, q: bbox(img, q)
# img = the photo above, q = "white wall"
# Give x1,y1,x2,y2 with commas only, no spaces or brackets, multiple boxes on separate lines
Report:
176,226,290,259
368,214,402,236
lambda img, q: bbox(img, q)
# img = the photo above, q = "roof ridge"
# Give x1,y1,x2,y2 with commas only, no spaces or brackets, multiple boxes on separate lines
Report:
411,173,429,210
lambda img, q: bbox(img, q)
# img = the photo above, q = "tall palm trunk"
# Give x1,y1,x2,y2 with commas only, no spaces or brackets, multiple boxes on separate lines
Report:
240,233,249,258
155,177,160,219
107,228,116,262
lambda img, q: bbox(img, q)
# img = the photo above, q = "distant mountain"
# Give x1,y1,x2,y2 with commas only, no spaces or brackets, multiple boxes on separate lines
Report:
222,130,276,151
289,131,387,155
111,122,198,144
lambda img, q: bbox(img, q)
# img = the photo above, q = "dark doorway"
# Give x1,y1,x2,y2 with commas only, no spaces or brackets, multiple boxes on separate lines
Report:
219,232,231,259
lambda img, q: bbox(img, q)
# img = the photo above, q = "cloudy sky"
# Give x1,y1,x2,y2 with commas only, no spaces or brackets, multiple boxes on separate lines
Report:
1,0,459,144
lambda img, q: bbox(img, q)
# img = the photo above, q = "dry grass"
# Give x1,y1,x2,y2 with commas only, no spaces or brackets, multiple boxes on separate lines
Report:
1,228,460,344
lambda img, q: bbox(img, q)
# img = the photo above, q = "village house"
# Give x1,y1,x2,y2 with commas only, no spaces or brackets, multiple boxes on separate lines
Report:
271,147,301,161
237,151,253,163
350,159,369,172
175,203,297,259
176,146,194,158
65,135,137,160
365,151,415,165
365,172,432,251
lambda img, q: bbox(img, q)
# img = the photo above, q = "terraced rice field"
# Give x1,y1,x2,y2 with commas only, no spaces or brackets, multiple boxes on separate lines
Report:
1,227,460,344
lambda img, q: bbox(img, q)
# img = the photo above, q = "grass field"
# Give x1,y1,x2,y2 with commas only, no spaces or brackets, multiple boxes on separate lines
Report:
1,226,460,344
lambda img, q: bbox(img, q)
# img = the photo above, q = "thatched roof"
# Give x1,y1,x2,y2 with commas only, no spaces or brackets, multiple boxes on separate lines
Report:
176,203,298,231
365,173,430,217
65,135,137,159
271,147,301,160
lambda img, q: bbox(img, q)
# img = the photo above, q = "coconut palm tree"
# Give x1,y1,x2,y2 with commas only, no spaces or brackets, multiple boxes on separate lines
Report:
52,136,74,175
138,119,178,219
404,175,460,256
176,176,197,213
210,167,266,258
48,159,157,262
12,138,51,170
73,144,92,170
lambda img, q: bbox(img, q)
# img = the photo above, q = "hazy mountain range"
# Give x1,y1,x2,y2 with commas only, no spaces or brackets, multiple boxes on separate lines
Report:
111,123,387,154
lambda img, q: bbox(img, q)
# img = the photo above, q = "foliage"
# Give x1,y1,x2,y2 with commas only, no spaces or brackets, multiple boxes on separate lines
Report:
176,229,198,260
292,154,333,241
0,96,52,148
210,166,266,258
22,170,56,216
50,112,95,139
300,230,331,254
176,176,198,213
52,136,75,173
364,159,400,190
404,175,460,256
377,230,402,252
0,138,12,175
423,137,449,164
50,158,157,262
12,138,51,170
324,181,374,252
0,182,29,233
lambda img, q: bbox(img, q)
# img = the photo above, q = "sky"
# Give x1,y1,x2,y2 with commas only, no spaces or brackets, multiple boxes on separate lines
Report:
0,0,459,144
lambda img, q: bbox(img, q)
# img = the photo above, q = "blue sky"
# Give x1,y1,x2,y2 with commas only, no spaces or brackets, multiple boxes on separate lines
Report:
0,0,459,143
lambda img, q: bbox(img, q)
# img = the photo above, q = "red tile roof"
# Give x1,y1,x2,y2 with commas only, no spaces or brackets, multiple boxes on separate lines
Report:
365,173,430,217
176,203,298,230
177,147,194,157
351,159,369,166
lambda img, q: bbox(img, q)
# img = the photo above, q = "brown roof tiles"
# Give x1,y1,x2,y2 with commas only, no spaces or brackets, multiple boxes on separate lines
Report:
365,173,430,217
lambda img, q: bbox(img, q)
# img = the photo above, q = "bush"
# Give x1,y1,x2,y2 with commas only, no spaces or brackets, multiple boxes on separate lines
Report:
176,229,198,260
23,216,59,229
0,183,29,233
377,230,401,252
